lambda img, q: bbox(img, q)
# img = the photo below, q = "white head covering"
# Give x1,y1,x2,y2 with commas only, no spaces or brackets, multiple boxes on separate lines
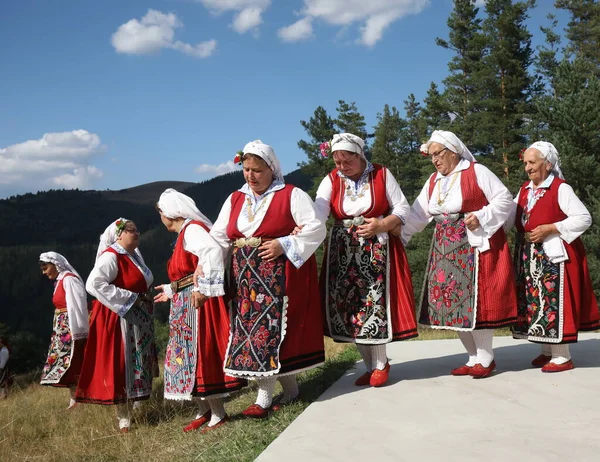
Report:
528,141,564,179
39,252,81,279
95,217,129,262
330,133,366,161
421,130,476,163
243,140,284,182
157,188,212,228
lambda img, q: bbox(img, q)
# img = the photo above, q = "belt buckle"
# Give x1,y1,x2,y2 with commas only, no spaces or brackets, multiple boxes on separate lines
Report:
343,216,365,228
235,237,262,248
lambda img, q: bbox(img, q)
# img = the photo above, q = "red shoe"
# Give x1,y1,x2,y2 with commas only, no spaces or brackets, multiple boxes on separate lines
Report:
541,360,575,373
369,363,390,387
119,427,130,434
183,411,211,433
451,365,473,376
242,404,269,419
469,360,496,379
271,395,299,411
531,354,552,368
354,371,372,386
200,416,229,434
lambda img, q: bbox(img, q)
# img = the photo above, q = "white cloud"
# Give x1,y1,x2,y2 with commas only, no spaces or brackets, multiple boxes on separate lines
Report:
195,160,239,176
0,130,104,195
278,17,314,42
280,0,430,47
111,9,217,58
197,0,271,35
474,0,487,7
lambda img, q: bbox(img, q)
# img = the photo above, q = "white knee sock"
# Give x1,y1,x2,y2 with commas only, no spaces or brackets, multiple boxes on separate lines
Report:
194,398,211,420
68,387,77,408
550,344,571,365
207,398,227,426
278,374,299,403
472,329,494,368
457,331,478,367
255,377,276,409
370,344,388,371
541,344,552,356
116,403,131,429
355,344,373,372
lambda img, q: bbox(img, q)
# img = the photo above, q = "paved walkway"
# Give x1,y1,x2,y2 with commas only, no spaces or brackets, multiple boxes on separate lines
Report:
258,333,600,462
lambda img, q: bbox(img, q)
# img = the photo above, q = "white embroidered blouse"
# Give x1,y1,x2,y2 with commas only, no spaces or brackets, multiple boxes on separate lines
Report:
56,271,89,340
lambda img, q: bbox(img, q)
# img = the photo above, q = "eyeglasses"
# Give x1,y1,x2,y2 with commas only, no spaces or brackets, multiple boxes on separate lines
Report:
429,148,448,160
123,228,140,235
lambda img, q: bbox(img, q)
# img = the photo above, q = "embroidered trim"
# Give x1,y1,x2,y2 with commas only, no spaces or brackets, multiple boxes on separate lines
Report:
279,236,305,268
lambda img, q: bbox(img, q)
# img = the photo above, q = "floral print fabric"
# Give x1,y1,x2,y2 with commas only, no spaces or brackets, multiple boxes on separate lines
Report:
40,309,73,384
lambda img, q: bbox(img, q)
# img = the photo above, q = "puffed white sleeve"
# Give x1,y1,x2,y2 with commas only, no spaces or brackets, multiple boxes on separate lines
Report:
385,168,410,220
504,189,521,232
555,183,592,243
63,276,89,339
314,175,333,223
210,193,234,257
277,188,327,269
183,224,225,297
472,164,514,236
401,179,434,244
86,252,138,317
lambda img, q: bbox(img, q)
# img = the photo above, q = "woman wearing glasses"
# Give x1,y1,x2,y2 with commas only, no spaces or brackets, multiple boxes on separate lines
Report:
315,133,417,388
402,130,517,378
76,218,158,432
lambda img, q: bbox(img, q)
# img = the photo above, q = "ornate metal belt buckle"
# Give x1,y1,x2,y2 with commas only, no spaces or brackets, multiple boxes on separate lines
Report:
343,216,365,228
235,237,262,248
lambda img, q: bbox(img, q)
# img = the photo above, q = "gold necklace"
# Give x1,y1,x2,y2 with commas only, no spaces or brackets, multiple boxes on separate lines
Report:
436,172,459,205
246,196,268,222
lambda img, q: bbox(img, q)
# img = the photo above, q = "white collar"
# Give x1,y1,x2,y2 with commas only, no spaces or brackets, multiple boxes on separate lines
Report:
239,179,285,199
433,158,471,182
525,173,555,190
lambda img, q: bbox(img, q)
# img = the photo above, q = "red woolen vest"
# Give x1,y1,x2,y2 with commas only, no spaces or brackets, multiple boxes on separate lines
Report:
167,220,210,281
515,178,567,233
52,273,78,309
427,162,489,212
104,247,149,293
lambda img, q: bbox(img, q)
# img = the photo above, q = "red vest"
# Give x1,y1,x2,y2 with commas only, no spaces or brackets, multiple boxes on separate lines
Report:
329,164,390,219
427,162,488,212
227,185,297,239
516,178,567,233
52,273,78,309
104,247,149,293
167,220,209,281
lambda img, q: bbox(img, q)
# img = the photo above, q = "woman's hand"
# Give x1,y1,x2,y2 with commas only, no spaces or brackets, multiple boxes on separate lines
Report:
192,292,208,309
357,217,382,238
389,222,403,237
464,213,481,231
528,224,558,243
153,285,169,304
258,240,284,261
193,264,205,287
291,225,304,236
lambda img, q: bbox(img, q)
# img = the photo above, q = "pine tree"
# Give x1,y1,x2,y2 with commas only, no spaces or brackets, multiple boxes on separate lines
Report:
335,100,368,140
421,82,451,134
371,104,406,175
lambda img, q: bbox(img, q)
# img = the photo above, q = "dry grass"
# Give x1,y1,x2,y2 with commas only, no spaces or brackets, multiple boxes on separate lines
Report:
0,330,510,461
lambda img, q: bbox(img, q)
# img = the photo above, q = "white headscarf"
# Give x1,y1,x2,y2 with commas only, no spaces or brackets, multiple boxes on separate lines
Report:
421,130,476,163
157,188,212,228
330,133,366,161
243,140,284,182
528,141,564,180
39,252,81,279
95,217,129,262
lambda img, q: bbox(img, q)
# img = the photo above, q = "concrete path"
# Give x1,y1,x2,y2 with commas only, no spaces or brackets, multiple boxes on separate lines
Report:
257,333,600,462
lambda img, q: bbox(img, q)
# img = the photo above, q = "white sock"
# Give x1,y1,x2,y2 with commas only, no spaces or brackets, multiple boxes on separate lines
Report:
278,374,299,403
355,344,373,372
255,377,276,409
371,344,388,371
472,329,494,368
550,344,571,365
541,344,552,356
194,399,211,420
116,403,131,429
207,398,227,426
457,332,478,367
68,387,77,408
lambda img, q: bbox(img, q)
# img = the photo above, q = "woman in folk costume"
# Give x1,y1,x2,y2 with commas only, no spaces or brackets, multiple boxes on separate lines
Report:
315,133,417,388
154,189,246,433
507,142,600,372
402,130,517,378
0,337,11,399
76,218,158,432
39,252,89,409
209,140,326,418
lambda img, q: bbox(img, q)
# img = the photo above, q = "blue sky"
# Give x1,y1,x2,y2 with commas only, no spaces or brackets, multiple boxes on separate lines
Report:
0,0,568,198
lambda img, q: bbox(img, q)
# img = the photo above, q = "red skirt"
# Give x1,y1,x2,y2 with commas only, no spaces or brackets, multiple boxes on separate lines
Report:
55,338,87,387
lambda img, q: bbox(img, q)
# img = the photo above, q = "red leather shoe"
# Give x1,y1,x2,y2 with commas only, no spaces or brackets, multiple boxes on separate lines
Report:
354,371,372,386
541,360,574,373
183,411,211,433
200,416,230,434
369,363,390,387
451,365,473,376
469,360,496,379
119,427,130,434
271,395,299,411
242,404,269,419
531,354,552,368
